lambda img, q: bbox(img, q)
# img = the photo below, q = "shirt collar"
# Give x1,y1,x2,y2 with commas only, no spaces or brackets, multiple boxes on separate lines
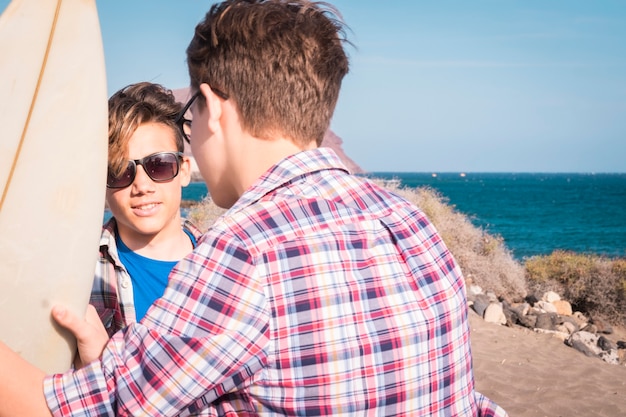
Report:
229,147,349,213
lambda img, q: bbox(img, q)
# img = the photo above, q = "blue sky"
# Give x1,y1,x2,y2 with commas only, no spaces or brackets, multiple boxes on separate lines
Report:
2,0,625,172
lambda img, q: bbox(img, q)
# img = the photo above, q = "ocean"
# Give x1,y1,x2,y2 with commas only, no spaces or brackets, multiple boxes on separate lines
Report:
179,172,626,260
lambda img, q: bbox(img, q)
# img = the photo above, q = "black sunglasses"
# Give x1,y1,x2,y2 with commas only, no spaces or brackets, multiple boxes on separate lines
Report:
107,152,184,189
175,86,229,144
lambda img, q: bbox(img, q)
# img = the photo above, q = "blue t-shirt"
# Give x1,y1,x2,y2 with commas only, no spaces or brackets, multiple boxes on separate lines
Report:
116,230,196,321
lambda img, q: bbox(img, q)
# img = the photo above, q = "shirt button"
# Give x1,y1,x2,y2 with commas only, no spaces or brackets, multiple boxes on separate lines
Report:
121,279,129,288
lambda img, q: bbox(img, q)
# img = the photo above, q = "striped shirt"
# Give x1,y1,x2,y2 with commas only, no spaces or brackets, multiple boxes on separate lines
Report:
45,148,507,416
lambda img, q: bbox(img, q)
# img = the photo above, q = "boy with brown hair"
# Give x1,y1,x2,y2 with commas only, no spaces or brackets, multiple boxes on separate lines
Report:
0,1,506,415
96,82,202,336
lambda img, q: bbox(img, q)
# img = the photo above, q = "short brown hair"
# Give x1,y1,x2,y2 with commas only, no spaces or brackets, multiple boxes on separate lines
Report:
186,0,350,147
107,82,184,175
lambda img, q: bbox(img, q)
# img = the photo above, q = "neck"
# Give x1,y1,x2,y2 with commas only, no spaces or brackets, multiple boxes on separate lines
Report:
232,134,317,196
115,216,192,261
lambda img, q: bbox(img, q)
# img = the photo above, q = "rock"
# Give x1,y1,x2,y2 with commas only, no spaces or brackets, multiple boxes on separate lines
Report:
518,313,537,329
552,299,573,316
566,331,602,357
471,293,491,317
597,335,616,352
591,317,613,335
571,311,588,328
511,302,530,316
535,313,559,331
555,324,566,333
568,340,598,357
320,130,365,174
503,302,531,327
467,285,483,297
542,291,561,303
560,316,580,333
581,323,598,334
498,293,516,306
536,300,558,314
484,303,507,325
524,294,539,305
485,291,499,303
463,284,625,365
560,321,578,335
600,349,620,365
501,304,518,327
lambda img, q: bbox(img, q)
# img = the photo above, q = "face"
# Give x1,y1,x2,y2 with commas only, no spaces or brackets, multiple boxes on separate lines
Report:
106,122,191,246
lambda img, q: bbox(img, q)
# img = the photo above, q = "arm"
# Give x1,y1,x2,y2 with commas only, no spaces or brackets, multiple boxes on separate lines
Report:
0,304,108,417
0,342,51,417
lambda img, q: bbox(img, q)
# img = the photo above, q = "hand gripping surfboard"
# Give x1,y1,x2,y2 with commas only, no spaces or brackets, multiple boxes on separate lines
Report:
0,0,108,373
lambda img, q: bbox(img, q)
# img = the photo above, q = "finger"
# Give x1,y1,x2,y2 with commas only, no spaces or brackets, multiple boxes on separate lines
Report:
51,306,87,339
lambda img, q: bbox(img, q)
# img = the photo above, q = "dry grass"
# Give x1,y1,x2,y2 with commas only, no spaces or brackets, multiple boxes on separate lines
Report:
187,196,226,231
525,251,626,326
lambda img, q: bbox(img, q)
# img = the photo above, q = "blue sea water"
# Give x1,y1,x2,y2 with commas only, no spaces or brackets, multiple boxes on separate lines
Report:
365,172,626,260
115,173,626,260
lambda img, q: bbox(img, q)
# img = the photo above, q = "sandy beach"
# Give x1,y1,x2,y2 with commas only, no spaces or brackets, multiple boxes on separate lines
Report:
470,311,626,416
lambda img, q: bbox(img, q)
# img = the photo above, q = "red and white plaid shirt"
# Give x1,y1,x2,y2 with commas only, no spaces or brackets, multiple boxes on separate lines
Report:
45,148,507,416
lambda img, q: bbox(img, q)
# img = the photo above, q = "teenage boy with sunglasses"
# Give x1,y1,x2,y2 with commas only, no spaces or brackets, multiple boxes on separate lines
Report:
92,82,202,340
0,1,507,415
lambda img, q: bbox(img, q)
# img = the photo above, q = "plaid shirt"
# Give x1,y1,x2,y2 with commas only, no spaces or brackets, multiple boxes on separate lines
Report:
91,218,203,337
45,148,507,416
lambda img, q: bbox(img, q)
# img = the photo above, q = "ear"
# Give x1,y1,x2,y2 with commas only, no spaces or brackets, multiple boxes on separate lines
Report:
178,156,192,187
199,83,223,135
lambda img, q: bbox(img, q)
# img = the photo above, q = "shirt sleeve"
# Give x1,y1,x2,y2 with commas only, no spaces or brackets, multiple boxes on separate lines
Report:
44,232,270,416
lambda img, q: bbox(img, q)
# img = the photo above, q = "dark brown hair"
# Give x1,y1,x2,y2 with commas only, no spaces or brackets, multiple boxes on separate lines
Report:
107,82,184,175
186,0,350,146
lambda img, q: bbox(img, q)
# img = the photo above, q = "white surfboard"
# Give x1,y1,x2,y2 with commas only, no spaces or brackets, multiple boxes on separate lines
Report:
0,0,108,373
